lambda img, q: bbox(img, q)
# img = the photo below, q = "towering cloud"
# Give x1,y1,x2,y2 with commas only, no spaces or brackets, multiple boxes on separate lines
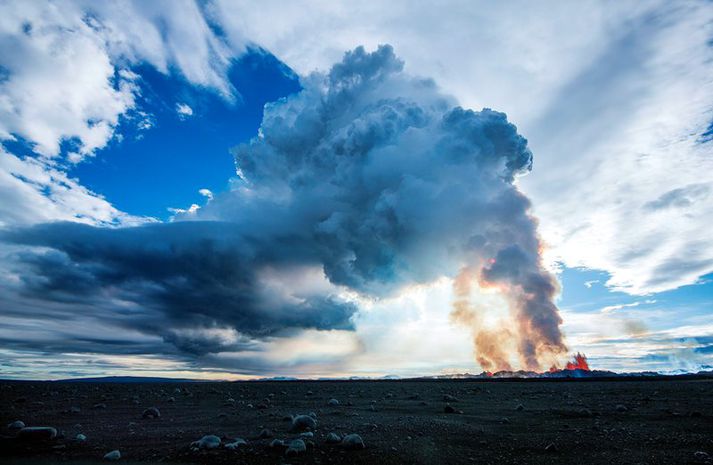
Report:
2,45,565,370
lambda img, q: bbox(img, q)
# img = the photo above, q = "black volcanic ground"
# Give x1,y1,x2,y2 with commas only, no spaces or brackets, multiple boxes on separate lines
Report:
2,378,713,464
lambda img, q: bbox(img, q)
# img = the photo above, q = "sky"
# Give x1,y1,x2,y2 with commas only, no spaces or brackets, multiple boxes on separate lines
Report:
0,0,711,380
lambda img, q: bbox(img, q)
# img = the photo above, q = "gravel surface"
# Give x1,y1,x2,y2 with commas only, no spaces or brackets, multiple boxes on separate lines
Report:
1,378,712,464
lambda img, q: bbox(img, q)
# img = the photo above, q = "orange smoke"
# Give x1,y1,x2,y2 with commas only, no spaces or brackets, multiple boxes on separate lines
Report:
450,243,568,373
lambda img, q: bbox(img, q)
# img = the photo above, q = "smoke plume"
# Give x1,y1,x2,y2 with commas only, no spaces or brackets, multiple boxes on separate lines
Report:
2,45,566,369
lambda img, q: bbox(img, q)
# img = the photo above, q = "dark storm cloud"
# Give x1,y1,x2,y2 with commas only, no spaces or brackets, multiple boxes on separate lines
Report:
2,221,356,346
2,45,563,367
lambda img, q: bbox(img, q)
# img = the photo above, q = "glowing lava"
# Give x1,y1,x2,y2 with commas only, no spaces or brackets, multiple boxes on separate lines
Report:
550,352,590,372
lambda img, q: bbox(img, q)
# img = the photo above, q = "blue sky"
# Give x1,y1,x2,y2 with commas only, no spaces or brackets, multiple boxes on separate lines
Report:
71,52,300,219
0,1,711,380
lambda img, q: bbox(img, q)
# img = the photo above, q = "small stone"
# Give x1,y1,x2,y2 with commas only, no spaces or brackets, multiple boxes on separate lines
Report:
257,428,272,439
444,404,462,414
142,407,161,419
291,414,317,432
269,438,285,448
341,433,365,450
328,398,340,406
69,406,81,414
285,439,307,456
76,433,87,442
17,426,58,441
167,397,175,403
326,432,341,444
92,403,107,409
694,451,710,460
443,394,459,402
103,450,121,461
515,404,524,411
545,443,557,453
300,431,314,438
191,434,221,450
7,420,25,431
615,404,628,413
224,438,247,450
256,402,268,409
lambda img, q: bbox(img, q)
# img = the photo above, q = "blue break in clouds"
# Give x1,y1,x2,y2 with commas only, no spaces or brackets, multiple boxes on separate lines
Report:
70,49,301,219
559,267,713,370
701,119,713,143
559,267,713,317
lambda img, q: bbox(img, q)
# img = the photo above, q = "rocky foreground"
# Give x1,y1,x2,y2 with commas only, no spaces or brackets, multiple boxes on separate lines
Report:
1,378,713,464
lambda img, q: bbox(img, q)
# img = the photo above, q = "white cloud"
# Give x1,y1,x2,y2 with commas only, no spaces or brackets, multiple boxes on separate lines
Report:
0,1,137,158
0,148,144,227
176,102,194,119
210,0,713,295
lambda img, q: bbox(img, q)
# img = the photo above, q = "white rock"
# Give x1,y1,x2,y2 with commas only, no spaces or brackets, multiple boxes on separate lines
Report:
191,434,221,450
291,414,317,432
341,433,365,450
17,426,57,441
7,420,25,431
224,438,247,450
285,439,306,457
103,450,121,461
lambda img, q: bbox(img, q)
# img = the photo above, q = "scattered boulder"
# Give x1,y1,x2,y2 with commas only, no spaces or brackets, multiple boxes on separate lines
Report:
76,433,87,442
103,450,121,461
328,398,340,406
142,407,161,419
341,433,365,450
285,439,307,457
269,439,285,449
326,432,341,444
291,414,317,432
694,451,710,461
300,431,314,438
17,426,58,441
7,420,25,431
224,438,247,450
191,434,221,450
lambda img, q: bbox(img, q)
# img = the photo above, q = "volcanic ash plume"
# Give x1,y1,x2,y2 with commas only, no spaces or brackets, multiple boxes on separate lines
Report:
6,44,568,367
451,244,568,372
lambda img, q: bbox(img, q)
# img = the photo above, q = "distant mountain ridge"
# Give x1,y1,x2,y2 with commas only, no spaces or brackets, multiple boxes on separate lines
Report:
19,369,713,383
